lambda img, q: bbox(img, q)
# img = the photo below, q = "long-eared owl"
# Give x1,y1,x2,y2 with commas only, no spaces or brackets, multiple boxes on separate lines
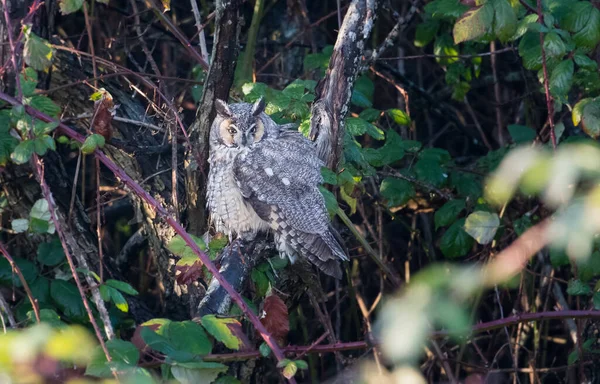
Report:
206,98,348,278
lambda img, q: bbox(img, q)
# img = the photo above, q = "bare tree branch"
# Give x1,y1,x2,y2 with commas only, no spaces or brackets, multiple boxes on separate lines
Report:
310,0,377,168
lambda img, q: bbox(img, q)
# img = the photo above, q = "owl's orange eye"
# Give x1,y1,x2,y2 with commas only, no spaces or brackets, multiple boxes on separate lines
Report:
249,125,256,134
228,127,237,135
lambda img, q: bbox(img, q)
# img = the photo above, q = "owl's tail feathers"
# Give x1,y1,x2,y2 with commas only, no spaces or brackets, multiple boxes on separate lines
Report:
299,230,348,279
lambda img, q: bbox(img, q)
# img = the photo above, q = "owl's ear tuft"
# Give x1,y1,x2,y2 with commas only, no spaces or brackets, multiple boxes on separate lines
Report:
251,97,266,116
215,99,233,118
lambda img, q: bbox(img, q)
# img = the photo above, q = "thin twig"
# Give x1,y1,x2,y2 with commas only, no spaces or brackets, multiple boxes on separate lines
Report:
379,47,515,61
32,155,114,362
536,1,557,149
0,242,40,323
0,293,16,329
145,0,209,70
336,207,402,288
190,0,209,62
257,7,345,74
490,41,505,146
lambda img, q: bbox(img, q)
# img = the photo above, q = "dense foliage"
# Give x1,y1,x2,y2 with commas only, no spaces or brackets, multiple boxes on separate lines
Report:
1,0,600,383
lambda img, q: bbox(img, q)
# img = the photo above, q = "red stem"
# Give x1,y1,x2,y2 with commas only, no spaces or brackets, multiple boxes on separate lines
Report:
201,309,600,362
0,91,294,382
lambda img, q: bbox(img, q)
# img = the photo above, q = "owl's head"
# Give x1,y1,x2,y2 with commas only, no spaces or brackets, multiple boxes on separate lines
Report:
210,98,277,149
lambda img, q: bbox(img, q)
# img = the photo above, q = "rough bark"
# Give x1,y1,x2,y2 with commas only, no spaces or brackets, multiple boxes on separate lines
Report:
310,0,377,168
186,0,242,236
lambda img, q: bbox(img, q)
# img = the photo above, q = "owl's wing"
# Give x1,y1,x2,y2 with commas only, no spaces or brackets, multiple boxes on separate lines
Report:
233,131,347,278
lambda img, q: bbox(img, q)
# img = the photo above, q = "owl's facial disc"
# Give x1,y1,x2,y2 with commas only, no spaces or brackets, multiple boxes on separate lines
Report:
218,115,267,148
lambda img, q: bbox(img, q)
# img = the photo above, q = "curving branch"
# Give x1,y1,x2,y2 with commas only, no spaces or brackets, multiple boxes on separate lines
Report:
310,0,377,168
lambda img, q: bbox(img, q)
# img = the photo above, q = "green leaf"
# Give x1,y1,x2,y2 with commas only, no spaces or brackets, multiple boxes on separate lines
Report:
450,172,482,200
109,287,129,312
29,308,64,327
251,269,270,298
33,135,55,156
359,108,381,122
86,339,140,378
50,280,86,321
434,199,466,229
543,32,567,58
380,177,415,207
165,321,212,356
319,186,339,217
282,361,298,379
11,218,29,233
259,342,272,357
425,0,469,20
214,376,242,384
519,32,543,70
414,158,447,187
171,363,228,384
295,360,308,370
507,124,537,143
574,53,598,70
549,59,574,97
23,27,54,71
562,2,600,51
345,117,371,136
415,19,440,47
578,252,600,282
593,291,600,310
566,279,591,296
241,82,268,103
386,109,411,126
581,99,600,138
572,98,592,126
321,167,338,185
59,0,84,14
81,133,106,154
28,96,60,117
30,198,54,234
0,257,37,287
351,90,372,108
440,219,474,259
464,211,500,245
11,139,34,165
0,121,18,166
201,315,243,350
33,120,59,136
354,75,374,104
105,279,139,295
513,215,532,236
303,46,332,71
30,277,51,305
433,297,471,337
361,129,407,167
550,248,570,267
20,67,38,97
453,4,494,44
492,0,517,42
37,238,65,266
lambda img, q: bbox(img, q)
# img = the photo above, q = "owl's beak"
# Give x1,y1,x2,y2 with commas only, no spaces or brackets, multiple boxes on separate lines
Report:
241,135,247,146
